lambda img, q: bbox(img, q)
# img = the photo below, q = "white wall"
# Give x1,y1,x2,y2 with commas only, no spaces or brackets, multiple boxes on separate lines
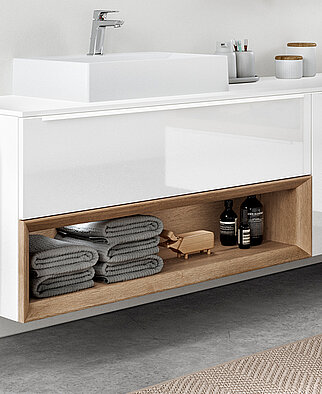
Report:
0,0,321,336
1,0,322,95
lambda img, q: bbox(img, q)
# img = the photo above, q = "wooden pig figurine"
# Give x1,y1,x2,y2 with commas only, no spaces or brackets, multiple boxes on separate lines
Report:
160,229,215,259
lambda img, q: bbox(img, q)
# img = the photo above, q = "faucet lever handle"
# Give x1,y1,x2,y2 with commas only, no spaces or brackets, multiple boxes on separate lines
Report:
93,10,119,21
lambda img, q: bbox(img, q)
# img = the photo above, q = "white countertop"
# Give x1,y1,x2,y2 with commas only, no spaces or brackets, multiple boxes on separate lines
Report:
1,75,322,118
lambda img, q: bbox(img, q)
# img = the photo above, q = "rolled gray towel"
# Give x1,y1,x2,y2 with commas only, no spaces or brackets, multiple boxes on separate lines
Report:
30,235,99,277
55,232,160,264
31,268,95,298
94,255,164,284
58,215,163,245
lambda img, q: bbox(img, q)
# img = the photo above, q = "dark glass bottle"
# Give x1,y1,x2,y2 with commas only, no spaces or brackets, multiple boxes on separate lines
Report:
240,195,264,246
238,208,251,249
220,200,237,246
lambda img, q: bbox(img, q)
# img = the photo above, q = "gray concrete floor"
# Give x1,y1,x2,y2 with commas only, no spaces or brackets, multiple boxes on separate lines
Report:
0,264,321,394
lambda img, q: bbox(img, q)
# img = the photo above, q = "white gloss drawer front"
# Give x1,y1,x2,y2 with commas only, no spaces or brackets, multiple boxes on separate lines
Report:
19,94,311,219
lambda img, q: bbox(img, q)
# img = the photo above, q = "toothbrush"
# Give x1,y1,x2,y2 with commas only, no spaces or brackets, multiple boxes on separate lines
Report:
231,39,237,52
244,39,249,52
237,40,242,52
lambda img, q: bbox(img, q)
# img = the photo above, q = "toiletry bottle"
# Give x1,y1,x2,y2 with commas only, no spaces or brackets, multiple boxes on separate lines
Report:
238,208,251,249
220,199,237,246
240,195,264,246
215,41,237,79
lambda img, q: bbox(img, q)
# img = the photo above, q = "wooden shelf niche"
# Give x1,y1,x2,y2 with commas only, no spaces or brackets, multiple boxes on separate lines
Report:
19,176,312,323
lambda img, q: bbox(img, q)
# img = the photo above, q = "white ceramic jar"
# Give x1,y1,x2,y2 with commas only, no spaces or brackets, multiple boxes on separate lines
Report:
287,42,317,77
275,55,303,79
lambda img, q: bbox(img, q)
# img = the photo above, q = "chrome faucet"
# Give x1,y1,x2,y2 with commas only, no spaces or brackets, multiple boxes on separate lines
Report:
88,10,124,56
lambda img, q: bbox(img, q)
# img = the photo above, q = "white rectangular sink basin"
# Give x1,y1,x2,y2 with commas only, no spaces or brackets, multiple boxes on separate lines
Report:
13,52,228,102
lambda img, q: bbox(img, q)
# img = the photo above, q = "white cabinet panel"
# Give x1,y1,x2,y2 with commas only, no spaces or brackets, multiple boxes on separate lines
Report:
0,116,19,321
312,92,322,256
19,95,311,219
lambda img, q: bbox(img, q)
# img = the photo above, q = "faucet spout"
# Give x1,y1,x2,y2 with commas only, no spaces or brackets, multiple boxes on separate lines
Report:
88,10,124,56
98,20,124,28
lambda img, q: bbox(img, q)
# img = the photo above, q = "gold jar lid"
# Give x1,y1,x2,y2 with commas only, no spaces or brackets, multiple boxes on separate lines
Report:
287,42,317,47
275,55,303,60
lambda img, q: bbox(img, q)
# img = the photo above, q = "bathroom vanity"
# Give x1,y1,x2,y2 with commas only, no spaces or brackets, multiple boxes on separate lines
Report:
1,75,322,323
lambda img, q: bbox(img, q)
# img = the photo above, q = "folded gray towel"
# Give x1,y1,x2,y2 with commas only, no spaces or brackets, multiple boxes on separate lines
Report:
55,233,160,264
58,215,163,246
94,255,164,284
30,235,99,277
31,268,95,298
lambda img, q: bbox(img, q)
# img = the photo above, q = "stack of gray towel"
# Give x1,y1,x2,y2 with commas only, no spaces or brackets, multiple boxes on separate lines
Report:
29,235,99,298
55,215,164,284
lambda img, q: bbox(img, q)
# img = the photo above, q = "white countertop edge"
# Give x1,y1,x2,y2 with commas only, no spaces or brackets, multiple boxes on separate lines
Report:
1,75,322,118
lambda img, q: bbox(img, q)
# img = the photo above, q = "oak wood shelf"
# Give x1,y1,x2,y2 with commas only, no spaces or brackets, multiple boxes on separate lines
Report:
19,175,312,323
26,241,308,322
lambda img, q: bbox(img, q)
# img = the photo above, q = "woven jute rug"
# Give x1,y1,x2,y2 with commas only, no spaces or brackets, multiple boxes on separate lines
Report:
132,334,322,394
